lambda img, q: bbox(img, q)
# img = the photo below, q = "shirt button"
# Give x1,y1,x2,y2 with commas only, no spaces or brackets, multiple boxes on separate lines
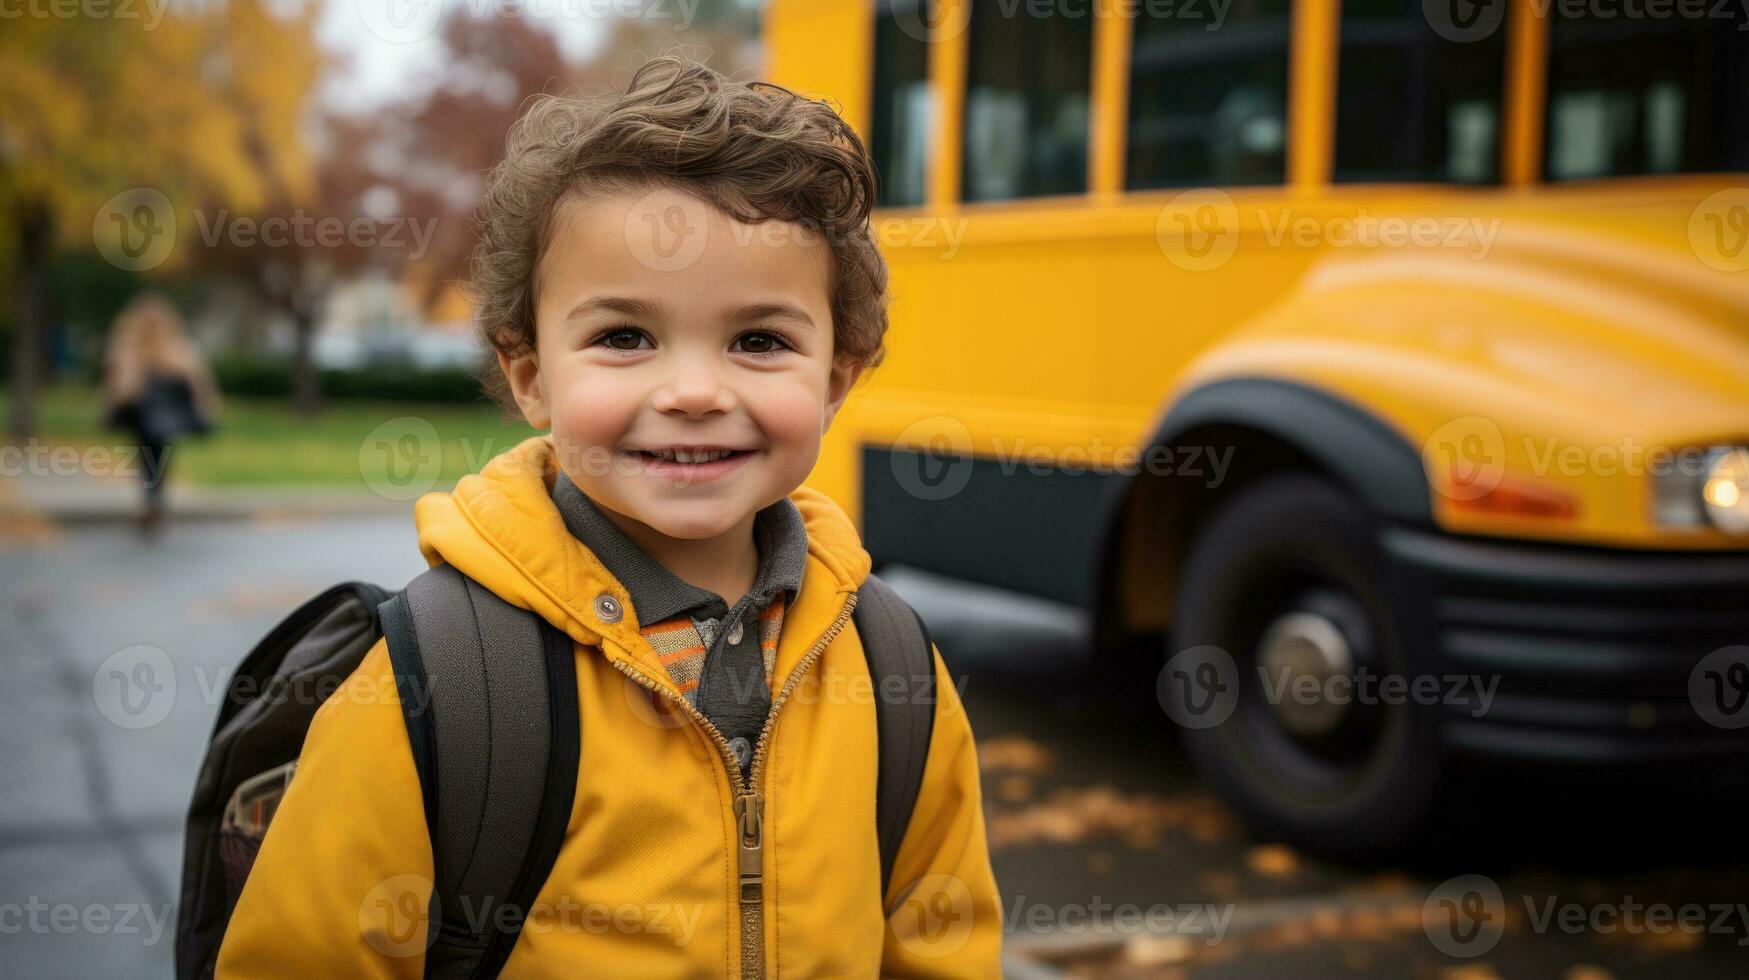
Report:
593,594,622,623
726,619,744,645
728,737,751,767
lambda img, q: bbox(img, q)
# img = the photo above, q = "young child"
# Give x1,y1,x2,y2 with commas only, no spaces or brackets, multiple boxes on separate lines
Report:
216,55,1001,977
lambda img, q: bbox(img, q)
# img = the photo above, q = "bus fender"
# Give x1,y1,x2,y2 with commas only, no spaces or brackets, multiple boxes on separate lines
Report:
1090,376,1432,644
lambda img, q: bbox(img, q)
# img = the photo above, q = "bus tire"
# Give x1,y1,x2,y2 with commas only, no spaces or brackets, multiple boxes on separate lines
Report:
1167,473,1442,859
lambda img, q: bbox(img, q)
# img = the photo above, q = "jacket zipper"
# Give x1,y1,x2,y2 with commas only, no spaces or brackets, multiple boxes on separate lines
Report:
610,591,859,979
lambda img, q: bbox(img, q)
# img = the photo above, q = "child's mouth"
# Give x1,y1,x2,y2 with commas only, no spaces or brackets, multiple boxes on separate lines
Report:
621,448,756,482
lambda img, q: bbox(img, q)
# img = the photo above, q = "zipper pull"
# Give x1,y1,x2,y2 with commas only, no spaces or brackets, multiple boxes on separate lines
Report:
735,791,764,904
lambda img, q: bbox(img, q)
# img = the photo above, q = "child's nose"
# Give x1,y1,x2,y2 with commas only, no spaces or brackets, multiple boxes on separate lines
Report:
650,365,737,417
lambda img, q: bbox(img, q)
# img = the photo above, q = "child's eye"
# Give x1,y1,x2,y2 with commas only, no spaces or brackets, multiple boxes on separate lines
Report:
733,331,792,358
592,326,652,352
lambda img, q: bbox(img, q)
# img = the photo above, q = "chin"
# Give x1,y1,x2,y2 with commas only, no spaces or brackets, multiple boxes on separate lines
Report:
624,496,751,540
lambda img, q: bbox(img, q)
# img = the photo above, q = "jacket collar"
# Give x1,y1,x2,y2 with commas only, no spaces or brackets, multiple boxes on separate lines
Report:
549,469,808,624
414,435,869,690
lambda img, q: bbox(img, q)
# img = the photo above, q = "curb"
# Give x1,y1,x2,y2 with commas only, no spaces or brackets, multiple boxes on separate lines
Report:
0,482,408,528
1001,948,1068,979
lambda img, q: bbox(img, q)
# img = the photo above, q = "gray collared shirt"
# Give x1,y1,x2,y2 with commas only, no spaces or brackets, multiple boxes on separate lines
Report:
551,470,809,776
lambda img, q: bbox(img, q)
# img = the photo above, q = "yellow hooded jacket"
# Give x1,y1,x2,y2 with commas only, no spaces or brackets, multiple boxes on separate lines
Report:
216,435,1003,978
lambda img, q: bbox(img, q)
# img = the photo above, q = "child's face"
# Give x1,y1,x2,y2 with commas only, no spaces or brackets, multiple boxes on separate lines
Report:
501,187,862,541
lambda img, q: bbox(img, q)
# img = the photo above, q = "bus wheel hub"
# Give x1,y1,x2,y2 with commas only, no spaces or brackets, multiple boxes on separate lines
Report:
1256,611,1355,738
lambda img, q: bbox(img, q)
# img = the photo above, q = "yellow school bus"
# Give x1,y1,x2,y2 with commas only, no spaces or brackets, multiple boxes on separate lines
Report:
767,0,1749,853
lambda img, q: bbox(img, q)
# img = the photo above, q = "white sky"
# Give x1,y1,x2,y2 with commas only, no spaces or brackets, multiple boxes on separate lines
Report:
314,0,617,109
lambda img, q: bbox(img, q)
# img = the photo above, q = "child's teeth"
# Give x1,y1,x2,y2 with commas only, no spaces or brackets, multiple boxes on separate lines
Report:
659,449,733,463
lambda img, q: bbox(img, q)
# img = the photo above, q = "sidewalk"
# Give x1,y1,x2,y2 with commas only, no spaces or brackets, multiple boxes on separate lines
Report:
0,467,406,527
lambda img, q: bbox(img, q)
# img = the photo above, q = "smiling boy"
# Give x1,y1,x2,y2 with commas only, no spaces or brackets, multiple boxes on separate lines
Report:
511,180,849,614
215,55,1002,977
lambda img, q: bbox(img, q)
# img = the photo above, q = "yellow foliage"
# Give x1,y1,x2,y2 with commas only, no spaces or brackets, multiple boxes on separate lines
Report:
0,0,325,273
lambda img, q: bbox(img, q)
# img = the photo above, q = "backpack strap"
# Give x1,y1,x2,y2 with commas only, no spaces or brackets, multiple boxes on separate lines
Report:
851,573,938,911
378,565,579,980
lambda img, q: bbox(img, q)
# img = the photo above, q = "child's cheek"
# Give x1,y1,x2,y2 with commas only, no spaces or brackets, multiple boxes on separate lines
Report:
550,376,640,468
752,384,830,485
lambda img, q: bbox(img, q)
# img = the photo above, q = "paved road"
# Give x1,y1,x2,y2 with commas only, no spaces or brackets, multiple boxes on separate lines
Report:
3,518,1747,978
0,514,426,977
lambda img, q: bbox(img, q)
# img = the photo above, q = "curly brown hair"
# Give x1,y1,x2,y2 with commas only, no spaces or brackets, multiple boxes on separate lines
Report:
467,53,890,413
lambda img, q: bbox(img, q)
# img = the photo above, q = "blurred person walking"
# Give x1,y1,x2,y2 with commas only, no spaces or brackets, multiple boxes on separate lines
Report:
101,294,220,535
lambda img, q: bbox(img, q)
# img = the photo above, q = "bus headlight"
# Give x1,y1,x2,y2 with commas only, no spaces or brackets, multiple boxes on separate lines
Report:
1702,447,1749,534
1655,446,1749,534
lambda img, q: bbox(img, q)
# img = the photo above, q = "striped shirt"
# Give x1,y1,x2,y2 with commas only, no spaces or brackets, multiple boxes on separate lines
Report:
638,598,788,702
551,471,809,776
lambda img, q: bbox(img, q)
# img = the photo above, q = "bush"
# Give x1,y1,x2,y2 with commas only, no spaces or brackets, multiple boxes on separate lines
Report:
212,357,492,404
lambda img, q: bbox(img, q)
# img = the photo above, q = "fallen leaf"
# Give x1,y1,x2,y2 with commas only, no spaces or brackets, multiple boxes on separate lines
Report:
1246,844,1300,879
1124,935,1194,967
978,735,1056,775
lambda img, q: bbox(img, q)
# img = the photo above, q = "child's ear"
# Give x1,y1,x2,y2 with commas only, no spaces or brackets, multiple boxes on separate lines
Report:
822,356,864,434
498,347,552,430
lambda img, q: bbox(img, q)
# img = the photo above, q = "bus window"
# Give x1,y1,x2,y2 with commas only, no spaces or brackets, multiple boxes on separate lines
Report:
873,1,931,208
1125,0,1290,189
1546,15,1749,180
1333,0,1505,184
962,3,1093,201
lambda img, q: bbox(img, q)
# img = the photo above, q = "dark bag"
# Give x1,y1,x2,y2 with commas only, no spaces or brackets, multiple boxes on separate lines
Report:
104,399,138,433
136,373,211,441
175,568,936,980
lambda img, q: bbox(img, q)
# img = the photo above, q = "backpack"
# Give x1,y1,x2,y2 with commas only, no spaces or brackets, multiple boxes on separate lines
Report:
174,567,937,980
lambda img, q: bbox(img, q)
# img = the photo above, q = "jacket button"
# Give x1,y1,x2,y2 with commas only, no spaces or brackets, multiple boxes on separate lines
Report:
593,594,623,623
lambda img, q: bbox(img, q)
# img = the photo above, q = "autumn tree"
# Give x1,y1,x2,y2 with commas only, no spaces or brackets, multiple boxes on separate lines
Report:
359,6,760,319
0,1,321,436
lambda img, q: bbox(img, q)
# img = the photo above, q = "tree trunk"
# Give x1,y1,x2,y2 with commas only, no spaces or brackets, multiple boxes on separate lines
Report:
9,200,53,440
291,307,320,417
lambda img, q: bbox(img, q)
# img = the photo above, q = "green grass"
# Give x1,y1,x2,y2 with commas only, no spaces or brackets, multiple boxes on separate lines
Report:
8,384,537,489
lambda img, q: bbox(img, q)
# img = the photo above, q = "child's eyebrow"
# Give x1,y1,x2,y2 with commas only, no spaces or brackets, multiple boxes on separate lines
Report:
729,302,816,331
565,296,817,332
565,295,659,323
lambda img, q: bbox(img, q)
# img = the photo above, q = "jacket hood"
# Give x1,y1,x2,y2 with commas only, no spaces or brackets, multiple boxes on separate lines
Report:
413,434,872,687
